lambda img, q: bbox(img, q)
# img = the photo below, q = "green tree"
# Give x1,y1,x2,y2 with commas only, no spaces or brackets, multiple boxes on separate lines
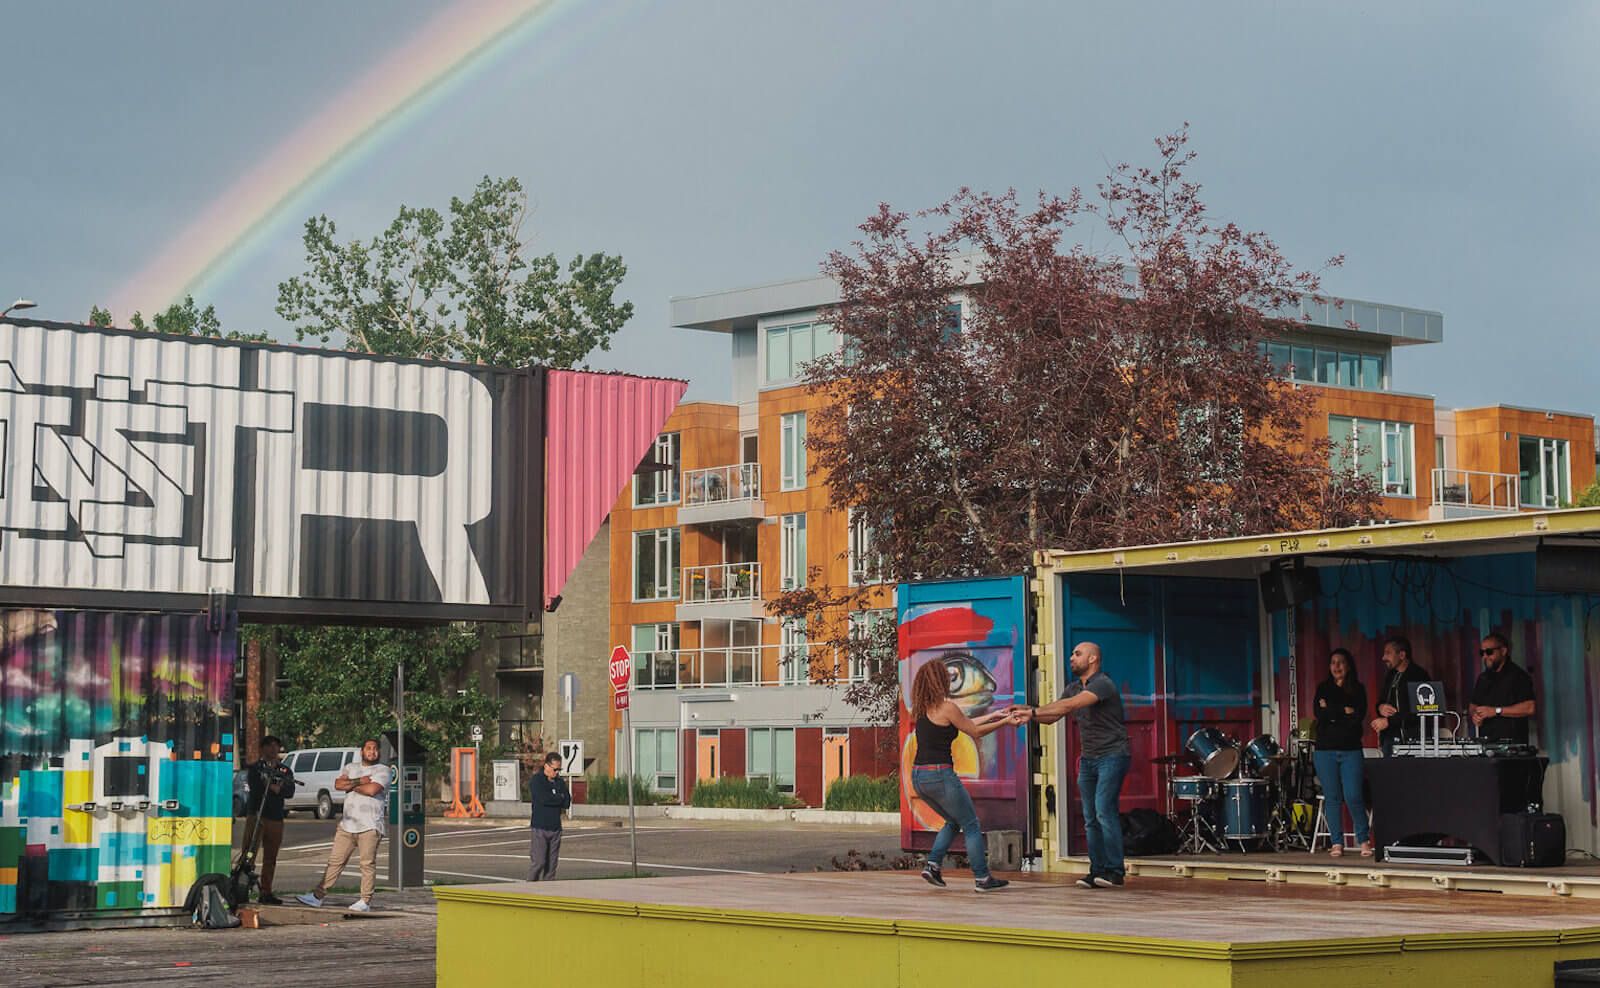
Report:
257,625,497,777
1577,480,1600,508
88,295,269,341
276,175,632,367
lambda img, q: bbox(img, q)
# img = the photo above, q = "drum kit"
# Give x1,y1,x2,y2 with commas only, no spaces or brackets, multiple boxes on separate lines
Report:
1157,727,1312,854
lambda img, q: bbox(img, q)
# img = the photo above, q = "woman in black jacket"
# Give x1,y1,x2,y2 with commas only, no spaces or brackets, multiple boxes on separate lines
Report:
1313,648,1372,857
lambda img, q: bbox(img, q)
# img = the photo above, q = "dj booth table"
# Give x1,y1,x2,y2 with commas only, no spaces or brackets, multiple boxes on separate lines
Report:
1366,756,1546,864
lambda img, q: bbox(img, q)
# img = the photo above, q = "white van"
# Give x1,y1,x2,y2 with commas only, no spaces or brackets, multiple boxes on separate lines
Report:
282,747,362,819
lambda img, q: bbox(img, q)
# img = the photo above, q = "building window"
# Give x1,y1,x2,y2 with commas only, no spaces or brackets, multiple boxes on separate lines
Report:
632,623,679,687
1519,436,1571,508
764,322,840,385
747,727,797,793
632,728,678,793
848,608,896,681
781,512,807,589
1267,342,1386,390
780,618,809,685
632,528,681,601
780,411,807,489
741,432,758,464
1328,416,1414,497
848,508,887,585
633,432,681,507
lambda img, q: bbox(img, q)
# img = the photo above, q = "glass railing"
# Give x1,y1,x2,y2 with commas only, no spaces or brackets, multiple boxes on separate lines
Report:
631,643,891,690
1430,468,1519,512
683,463,761,506
682,562,761,603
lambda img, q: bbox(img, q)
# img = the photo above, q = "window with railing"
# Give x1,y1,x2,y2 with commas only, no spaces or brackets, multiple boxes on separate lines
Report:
684,463,761,505
779,619,810,685
848,609,896,681
633,432,681,507
683,561,760,603
632,623,679,687
633,528,680,601
1430,469,1519,512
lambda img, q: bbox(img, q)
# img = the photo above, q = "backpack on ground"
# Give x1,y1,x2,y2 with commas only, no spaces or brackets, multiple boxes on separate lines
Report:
185,873,242,929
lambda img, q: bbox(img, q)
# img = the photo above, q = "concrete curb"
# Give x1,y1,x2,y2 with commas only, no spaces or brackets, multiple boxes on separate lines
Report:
567,804,897,826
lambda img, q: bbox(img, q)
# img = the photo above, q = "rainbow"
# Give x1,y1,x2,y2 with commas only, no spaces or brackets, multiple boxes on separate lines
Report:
110,0,572,318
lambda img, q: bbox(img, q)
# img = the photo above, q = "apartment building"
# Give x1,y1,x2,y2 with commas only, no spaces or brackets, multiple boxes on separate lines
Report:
609,269,1594,805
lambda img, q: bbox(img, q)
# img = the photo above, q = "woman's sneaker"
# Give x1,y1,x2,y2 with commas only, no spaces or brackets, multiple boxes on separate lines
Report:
921,865,947,888
973,876,1010,892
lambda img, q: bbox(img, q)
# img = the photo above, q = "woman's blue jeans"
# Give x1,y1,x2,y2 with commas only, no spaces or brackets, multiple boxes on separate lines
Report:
1312,749,1370,845
911,766,990,879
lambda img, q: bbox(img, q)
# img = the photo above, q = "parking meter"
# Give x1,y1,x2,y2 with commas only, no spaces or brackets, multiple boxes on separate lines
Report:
381,731,428,889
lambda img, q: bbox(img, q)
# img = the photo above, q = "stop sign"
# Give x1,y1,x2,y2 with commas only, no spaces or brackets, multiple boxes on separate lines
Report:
609,645,632,692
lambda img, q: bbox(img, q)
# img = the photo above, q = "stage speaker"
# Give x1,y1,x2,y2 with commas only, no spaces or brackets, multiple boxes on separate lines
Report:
1535,543,1600,594
1259,563,1320,611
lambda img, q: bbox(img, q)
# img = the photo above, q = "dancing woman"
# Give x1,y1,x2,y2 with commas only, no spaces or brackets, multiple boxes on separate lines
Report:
909,657,1026,892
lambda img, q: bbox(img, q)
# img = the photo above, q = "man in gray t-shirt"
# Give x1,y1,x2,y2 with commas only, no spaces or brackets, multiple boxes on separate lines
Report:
1031,642,1132,888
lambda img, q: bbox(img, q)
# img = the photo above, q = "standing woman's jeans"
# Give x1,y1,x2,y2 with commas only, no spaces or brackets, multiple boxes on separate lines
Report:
910,765,990,879
1312,749,1370,846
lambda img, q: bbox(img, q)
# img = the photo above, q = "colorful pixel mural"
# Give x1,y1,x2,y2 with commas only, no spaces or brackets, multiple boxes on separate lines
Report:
1272,552,1600,850
898,576,1030,852
0,609,235,924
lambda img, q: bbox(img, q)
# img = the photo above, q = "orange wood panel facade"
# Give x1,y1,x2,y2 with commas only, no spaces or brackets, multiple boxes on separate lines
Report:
1303,386,1438,520
1454,406,1596,501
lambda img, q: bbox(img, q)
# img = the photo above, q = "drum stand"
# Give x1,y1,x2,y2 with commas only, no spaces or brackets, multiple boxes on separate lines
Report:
1176,797,1223,854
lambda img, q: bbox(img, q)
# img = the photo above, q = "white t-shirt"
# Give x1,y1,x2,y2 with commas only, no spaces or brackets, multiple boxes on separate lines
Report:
339,762,392,836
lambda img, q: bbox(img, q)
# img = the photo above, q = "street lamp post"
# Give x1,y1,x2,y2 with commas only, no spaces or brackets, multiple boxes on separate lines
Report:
1,299,36,319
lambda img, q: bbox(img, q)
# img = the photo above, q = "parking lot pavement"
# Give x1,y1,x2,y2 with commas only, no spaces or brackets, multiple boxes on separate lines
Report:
268,816,906,891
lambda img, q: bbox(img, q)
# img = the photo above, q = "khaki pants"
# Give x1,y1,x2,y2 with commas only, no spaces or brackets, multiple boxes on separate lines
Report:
316,828,382,901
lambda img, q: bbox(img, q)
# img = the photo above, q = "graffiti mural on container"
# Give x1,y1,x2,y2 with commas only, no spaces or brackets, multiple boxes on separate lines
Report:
1272,552,1600,849
898,576,1029,850
0,609,234,921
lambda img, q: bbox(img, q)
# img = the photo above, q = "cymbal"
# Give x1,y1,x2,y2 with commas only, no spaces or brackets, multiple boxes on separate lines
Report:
1151,753,1193,765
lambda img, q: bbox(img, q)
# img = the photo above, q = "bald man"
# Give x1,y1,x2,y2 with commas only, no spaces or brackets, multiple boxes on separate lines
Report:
1030,642,1132,888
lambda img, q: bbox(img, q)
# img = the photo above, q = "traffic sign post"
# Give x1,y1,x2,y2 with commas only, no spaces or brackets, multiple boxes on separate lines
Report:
609,645,638,877
558,739,584,778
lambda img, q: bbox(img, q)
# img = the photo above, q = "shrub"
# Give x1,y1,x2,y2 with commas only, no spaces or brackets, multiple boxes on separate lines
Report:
824,775,899,813
689,776,797,809
584,773,657,805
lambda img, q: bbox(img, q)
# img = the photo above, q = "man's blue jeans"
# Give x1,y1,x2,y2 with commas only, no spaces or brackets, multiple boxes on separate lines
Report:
1078,753,1130,880
1312,749,1370,846
911,766,990,880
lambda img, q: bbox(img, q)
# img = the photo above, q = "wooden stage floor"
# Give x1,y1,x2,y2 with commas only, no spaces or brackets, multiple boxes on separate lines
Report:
434,871,1600,987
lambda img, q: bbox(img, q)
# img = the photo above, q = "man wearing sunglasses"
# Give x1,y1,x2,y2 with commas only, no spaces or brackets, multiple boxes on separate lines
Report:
1468,632,1536,744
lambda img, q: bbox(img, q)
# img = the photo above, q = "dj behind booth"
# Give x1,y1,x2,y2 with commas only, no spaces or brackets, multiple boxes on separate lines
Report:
1365,633,1561,868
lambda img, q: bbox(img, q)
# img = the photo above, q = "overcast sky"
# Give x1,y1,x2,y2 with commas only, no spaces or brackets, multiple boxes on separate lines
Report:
5,1,1597,412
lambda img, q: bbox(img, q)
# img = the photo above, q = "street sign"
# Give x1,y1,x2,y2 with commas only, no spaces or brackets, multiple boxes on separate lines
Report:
470,724,484,743
608,645,632,691
558,672,578,714
613,691,630,711
558,739,584,777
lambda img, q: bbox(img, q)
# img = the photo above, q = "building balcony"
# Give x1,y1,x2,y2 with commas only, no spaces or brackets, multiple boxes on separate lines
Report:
678,464,764,526
677,562,765,621
1429,468,1520,520
632,643,890,691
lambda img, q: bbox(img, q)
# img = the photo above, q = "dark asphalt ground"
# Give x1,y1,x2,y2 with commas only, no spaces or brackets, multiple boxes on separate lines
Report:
270,816,906,891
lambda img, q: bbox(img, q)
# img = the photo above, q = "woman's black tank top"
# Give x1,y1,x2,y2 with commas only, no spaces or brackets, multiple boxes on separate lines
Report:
914,712,958,765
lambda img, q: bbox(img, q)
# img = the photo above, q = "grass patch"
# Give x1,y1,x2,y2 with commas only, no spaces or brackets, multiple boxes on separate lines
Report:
823,775,899,813
689,776,803,809
584,773,661,805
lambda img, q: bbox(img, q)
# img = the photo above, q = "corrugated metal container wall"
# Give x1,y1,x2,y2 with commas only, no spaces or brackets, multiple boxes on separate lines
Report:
0,608,235,927
0,321,538,623
543,370,686,609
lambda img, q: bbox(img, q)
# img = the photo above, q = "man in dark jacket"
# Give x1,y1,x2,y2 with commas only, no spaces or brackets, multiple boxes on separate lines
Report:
1371,637,1430,756
528,750,572,881
242,736,296,904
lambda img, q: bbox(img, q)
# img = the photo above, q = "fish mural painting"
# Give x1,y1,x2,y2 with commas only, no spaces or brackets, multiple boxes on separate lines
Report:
898,576,1030,852
0,608,234,927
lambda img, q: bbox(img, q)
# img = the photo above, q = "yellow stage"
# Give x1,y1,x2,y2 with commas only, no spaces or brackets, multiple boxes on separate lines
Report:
435,871,1600,987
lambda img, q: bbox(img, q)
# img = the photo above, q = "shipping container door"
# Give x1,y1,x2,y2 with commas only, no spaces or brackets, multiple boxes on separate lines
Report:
898,575,1030,853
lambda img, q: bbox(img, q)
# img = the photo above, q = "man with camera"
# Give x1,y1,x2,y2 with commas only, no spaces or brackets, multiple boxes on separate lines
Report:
241,735,296,905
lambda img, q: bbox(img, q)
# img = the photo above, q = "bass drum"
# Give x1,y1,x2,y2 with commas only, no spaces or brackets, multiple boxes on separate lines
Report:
1221,779,1269,841
1185,727,1240,780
